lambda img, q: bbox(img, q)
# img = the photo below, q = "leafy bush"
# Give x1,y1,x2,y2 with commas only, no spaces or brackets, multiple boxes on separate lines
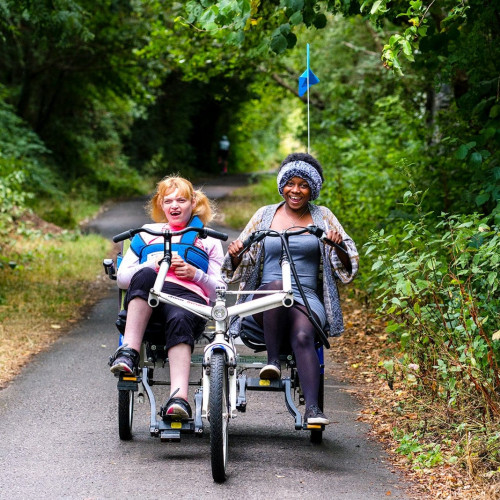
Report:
0,93,51,233
366,192,500,419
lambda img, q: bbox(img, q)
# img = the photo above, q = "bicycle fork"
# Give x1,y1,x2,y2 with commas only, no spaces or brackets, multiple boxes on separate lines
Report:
201,332,237,419
201,288,237,420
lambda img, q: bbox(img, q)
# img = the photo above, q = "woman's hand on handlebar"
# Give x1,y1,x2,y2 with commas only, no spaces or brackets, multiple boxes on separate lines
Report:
325,229,352,273
228,239,244,269
325,229,344,245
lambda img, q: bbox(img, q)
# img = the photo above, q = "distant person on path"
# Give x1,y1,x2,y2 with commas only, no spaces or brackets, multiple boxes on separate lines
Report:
222,152,359,425
109,176,225,419
218,135,230,174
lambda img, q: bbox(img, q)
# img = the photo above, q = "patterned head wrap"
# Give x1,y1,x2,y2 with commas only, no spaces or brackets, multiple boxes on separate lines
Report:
277,160,323,200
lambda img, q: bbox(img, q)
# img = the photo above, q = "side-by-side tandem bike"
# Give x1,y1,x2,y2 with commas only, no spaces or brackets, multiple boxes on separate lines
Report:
103,223,338,482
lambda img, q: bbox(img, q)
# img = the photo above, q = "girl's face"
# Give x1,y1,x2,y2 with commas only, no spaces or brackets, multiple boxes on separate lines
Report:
282,176,311,211
161,188,195,227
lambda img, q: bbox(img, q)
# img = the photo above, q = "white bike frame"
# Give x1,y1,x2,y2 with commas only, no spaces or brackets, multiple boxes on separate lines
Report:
147,254,294,420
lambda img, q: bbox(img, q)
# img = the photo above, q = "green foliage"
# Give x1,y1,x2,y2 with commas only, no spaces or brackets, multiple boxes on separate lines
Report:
394,430,444,469
0,92,51,233
366,193,500,418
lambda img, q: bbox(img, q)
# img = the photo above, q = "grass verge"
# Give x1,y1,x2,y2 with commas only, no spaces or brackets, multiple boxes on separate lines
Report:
0,220,112,388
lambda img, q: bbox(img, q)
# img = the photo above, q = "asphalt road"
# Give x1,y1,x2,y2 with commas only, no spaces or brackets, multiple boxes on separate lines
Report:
0,177,414,499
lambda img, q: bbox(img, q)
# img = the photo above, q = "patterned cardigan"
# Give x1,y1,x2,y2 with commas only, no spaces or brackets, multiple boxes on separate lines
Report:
221,202,359,338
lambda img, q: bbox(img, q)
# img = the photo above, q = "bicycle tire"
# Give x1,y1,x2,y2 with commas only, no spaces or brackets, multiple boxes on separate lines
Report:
209,351,229,482
118,389,133,440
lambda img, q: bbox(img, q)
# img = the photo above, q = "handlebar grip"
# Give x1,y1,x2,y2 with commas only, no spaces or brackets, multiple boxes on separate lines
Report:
112,229,135,243
203,228,229,241
241,235,254,248
306,224,348,254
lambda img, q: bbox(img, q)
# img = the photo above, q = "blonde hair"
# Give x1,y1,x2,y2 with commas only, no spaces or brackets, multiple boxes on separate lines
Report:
148,175,215,225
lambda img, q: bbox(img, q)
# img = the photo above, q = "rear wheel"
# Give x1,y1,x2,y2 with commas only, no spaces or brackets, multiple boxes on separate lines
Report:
118,390,134,440
209,352,229,482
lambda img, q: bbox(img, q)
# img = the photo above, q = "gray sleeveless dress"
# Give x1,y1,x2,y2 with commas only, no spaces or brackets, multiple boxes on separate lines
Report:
241,234,327,337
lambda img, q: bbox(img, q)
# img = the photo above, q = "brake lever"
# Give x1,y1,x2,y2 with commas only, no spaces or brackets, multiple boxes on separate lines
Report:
236,231,267,258
306,224,349,254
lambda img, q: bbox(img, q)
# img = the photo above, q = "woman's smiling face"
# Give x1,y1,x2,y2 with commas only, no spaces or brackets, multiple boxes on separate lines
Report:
282,176,311,211
161,188,195,227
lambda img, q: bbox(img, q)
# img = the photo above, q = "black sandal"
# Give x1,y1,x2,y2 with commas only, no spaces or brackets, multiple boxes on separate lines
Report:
108,344,140,374
160,389,192,420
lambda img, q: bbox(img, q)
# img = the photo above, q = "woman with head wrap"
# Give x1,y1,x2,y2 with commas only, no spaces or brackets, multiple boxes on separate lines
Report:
222,153,358,425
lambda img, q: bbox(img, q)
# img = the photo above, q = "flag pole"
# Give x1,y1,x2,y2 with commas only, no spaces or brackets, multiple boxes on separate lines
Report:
298,43,318,153
307,43,310,154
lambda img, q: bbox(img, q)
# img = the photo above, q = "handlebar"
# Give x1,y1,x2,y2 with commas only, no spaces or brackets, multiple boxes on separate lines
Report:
113,225,229,243
234,224,352,350
237,224,348,258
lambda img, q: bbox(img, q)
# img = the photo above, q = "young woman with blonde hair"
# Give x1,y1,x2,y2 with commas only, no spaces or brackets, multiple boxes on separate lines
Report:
109,176,225,419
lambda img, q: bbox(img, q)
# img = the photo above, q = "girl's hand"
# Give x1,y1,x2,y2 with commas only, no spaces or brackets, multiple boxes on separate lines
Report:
171,254,196,280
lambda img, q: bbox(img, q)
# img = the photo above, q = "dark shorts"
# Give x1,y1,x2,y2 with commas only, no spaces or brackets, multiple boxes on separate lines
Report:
124,267,206,351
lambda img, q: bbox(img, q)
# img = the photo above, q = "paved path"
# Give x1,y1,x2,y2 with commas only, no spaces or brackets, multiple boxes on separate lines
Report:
0,176,414,499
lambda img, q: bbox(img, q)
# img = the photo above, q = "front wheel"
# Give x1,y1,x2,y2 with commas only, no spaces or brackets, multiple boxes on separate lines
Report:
118,390,134,440
209,351,229,482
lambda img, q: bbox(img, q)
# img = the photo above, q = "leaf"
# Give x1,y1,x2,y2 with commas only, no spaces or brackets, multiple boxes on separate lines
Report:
382,359,394,373
487,272,497,286
401,332,411,348
285,32,297,49
289,11,302,25
401,39,412,56
475,192,490,206
468,151,483,168
313,13,327,29
270,33,288,53
284,0,304,9
455,144,469,160
370,0,384,14
492,331,500,341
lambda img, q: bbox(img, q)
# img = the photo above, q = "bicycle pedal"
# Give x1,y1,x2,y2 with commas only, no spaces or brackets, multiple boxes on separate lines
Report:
304,423,324,430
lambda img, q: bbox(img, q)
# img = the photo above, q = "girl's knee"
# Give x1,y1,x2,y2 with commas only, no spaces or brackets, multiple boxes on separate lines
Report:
130,267,157,289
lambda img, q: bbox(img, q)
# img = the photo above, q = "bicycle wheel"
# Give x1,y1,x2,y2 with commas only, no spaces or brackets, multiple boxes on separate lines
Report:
118,389,134,440
310,373,324,444
209,351,229,482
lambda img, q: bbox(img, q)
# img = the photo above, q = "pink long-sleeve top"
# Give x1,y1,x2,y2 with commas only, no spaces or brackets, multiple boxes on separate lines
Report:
116,223,226,303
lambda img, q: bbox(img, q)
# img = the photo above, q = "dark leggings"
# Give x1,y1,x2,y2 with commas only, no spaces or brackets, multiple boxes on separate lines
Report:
253,280,320,408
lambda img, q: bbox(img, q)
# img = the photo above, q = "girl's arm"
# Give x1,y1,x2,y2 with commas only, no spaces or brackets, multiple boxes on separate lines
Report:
192,238,226,301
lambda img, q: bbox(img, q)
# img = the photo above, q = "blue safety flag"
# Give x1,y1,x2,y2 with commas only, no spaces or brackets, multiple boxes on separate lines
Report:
298,44,320,97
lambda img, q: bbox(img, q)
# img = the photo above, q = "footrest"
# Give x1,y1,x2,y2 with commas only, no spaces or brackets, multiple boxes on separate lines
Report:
160,430,181,442
154,419,196,440
117,375,139,391
245,377,284,391
304,423,325,431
